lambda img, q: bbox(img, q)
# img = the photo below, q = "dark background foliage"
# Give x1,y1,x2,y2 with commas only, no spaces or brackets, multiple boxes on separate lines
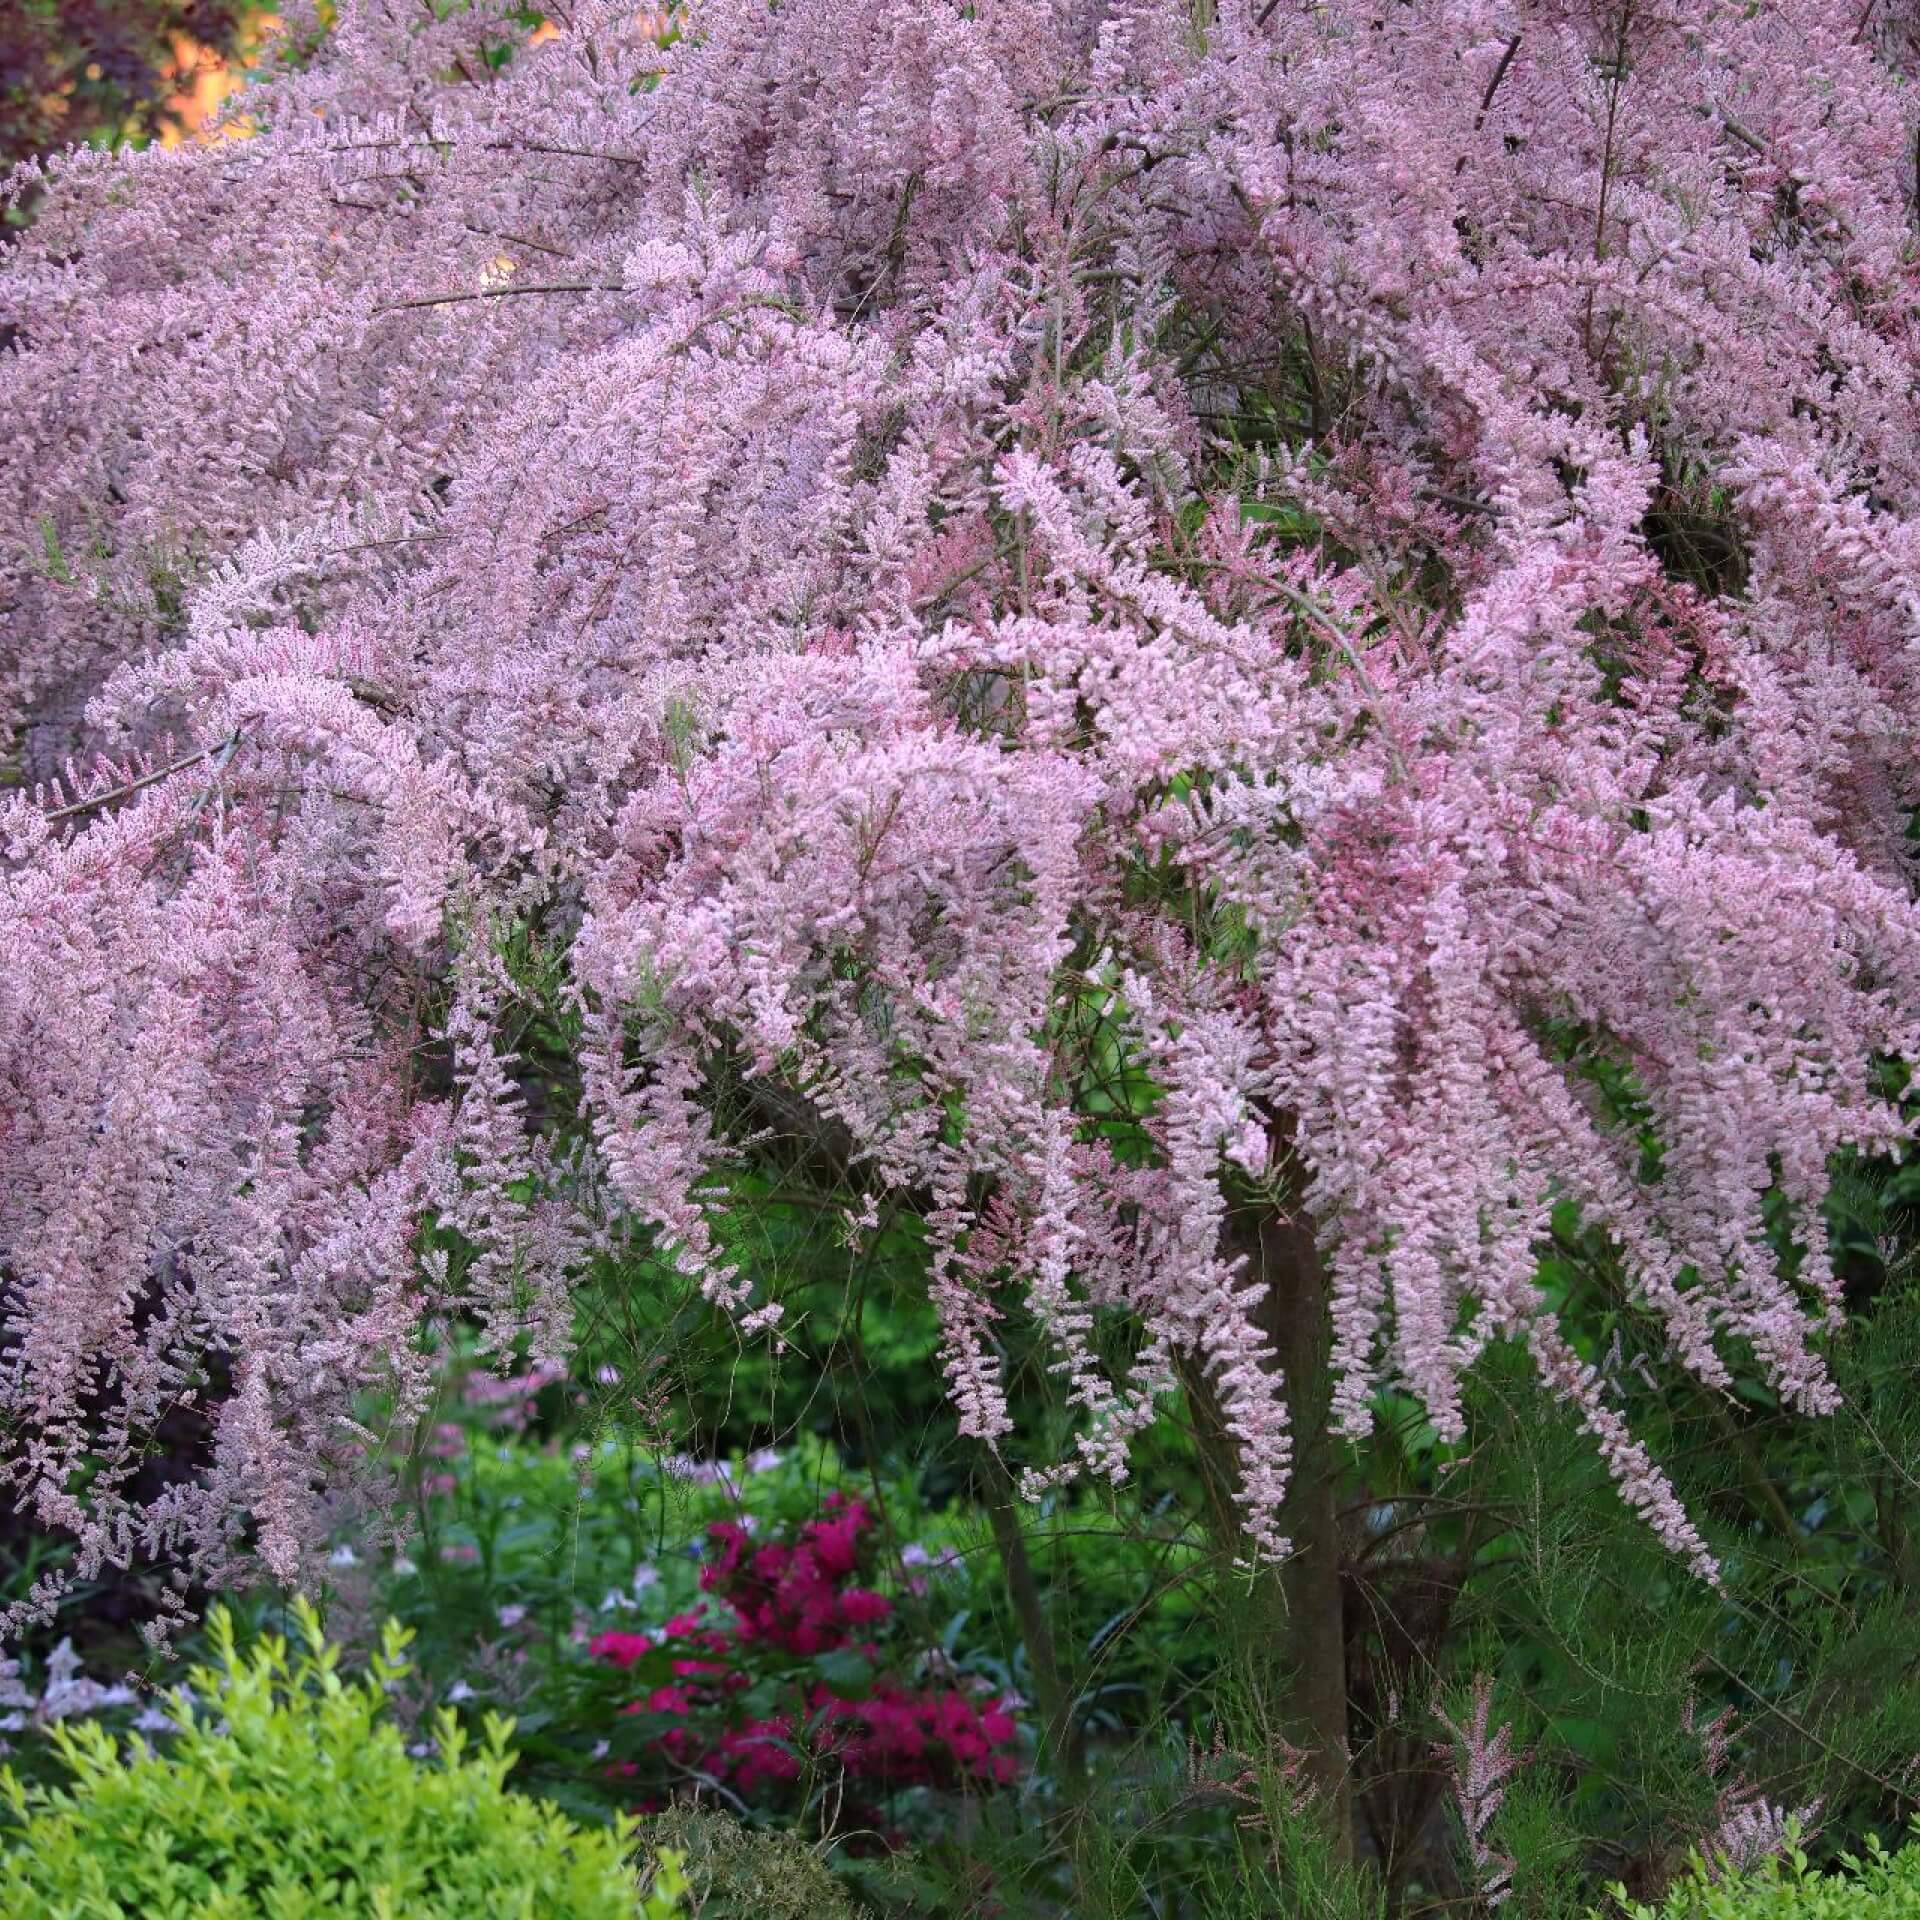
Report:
2,0,246,180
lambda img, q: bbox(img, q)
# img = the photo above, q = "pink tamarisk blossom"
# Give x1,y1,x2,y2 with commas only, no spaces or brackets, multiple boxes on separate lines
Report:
3,0,1920,1614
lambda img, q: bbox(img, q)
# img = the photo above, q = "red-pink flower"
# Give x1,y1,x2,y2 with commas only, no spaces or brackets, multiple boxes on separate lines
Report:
840,1588,892,1628
590,1501,1023,1808
588,1631,653,1669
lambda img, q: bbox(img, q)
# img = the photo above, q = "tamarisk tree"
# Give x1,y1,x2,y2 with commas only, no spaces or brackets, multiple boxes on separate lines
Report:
4,0,1919,1816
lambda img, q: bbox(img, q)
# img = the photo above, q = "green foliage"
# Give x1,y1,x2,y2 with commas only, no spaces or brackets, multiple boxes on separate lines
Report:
0,1600,669,1920
370,1435,1037,1833
1601,1821,1920,1918
1300,1235,1920,1917
640,1807,865,1919
12,1057,1918,1917
874,1704,1386,1920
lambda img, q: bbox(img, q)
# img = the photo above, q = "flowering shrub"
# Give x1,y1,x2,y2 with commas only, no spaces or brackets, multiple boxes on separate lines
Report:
315,1407,1042,1823
590,1494,1020,1819
4,0,1920,1634
703,1495,897,1655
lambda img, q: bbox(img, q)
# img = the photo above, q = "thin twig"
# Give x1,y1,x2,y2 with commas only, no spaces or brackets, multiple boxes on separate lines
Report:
1455,34,1523,175
375,280,621,313
43,731,245,823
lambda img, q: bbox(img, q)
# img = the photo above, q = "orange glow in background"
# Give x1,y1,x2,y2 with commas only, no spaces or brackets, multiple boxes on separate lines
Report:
157,18,278,145
160,7,673,144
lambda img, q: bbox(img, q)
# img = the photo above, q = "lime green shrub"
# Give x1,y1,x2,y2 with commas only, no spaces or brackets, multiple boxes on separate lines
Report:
1604,1822,1920,1919
0,1600,685,1920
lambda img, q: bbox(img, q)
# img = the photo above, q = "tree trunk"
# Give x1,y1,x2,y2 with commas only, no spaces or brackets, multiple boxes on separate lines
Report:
980,1451,1087,1805
1185,1186,1355,1864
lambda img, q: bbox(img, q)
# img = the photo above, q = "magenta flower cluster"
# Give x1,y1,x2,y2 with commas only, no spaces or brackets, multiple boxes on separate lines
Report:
4,0,1920,1616
700,1497,893,1654
589,1495,1019,1803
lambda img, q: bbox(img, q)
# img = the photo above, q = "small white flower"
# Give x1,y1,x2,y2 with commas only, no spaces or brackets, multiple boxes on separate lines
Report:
597,1365,620,1386
631,1564,660,1594
97,1684,136,1708
39,1647,108,1721
0,1713,24,1733
591,1739,610,1760
900,1543,931,1567
745,1447,783,1475
446,1681,475,1703
328,1544,358,1567
391,1557,418,1578
600,1589,631,1613
497,1604,527,1629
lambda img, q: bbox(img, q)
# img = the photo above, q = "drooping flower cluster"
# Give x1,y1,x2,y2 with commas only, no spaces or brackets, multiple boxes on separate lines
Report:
589,1495,1020,1804
4,0,1920,1605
